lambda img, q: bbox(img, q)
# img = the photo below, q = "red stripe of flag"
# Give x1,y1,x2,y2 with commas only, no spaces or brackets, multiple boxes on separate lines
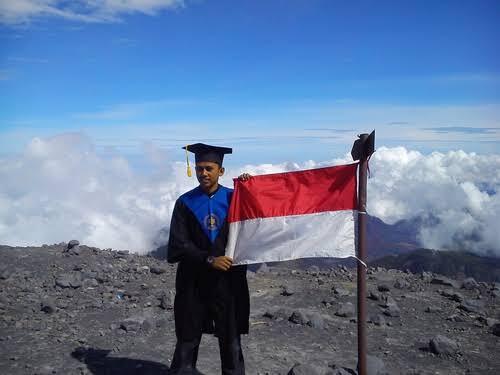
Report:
228,163,358,223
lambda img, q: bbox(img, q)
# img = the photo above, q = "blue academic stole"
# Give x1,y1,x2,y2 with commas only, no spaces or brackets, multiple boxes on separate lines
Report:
180,185,233,243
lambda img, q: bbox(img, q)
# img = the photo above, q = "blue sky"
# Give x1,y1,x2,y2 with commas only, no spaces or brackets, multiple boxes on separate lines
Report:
1,0,499,167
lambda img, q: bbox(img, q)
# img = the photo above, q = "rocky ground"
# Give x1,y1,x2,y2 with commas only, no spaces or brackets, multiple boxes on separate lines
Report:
0,242,499,375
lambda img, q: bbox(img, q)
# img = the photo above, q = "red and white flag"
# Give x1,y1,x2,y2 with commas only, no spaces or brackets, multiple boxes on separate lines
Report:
225,163,358,265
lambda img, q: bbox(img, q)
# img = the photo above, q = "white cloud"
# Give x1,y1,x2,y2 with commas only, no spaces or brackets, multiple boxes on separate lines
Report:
367,147,500,256
0,133,499,256
0,0,184,25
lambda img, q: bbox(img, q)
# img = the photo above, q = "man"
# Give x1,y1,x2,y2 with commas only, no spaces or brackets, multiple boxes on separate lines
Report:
167,143,250,375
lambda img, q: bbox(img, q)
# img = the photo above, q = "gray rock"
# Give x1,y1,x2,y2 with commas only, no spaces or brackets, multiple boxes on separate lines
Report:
288,363,324,375
394,278,410,289
429,334,459,355
55,273,82,289
381,296,400,317
431,277,459,288
69,245,81,255
491,323,500,336
0,269,11,280
368,314,386,326
328,365,356,375
120,318,144,332
263,307,292,321
332,286,350,297
150,266,166,275
461,277,479,290
289,310,309,325
360,355,389,375
368,291,381,301
383,303,401,317
159,293,174,310
440,289,464,302
40,299,56,314
458,299,485,315
425,306,442,313
307,312,325,329
335,302,355,318
67,240,79,250
377,284,391,292
446,314,465,322
281,285,295,296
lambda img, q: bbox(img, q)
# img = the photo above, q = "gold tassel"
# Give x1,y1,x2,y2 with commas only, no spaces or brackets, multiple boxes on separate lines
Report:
185,145,192,177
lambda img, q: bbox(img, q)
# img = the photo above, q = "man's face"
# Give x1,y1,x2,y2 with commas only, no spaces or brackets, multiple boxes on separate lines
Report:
195,161,224,193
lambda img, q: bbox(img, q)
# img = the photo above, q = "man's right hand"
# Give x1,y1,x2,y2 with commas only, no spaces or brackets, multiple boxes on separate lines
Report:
211,256,233,271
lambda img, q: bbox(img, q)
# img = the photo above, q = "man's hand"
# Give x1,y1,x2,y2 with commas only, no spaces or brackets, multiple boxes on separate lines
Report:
211,256,233,271
238,173,252,181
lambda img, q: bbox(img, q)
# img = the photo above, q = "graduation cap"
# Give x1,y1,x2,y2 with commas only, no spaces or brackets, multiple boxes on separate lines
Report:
183,143,232,177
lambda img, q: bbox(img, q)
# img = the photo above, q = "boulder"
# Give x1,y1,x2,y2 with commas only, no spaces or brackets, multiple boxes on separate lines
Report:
431,277,460,289
458,299,486,315
335,302,355,318
461,277,479,290
429,335,459,355
288,363,325,375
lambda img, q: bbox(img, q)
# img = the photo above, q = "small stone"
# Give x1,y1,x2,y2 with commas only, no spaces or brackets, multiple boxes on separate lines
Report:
446,314,465,322
425,306,441,313
120,319,143,332
394,279,410,289
431,277,459,288
491,323,500,336
429,335,459,355
289,310,309,325
335,302,355,318
360,355,389,375
377,284,391,292
307,312,325,329
40,300,56,314
383,303,401,317
288,363,324,375
368,291,381,301
159,293,174,310
332,286,350,297
150,266,166,275
281,285,295,296
368,314,386,326
263,307,292,321
0,269,11,280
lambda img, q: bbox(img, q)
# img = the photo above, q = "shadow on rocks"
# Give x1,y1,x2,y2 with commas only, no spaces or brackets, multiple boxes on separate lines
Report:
71,346,170,375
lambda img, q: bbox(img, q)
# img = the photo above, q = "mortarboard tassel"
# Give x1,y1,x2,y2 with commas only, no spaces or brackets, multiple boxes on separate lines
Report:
185,145,192,177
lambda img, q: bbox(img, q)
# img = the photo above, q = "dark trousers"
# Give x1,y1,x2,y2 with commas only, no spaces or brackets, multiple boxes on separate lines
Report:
169,335,245,375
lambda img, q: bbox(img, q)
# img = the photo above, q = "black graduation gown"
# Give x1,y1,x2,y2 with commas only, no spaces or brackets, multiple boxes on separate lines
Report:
167,188,250,341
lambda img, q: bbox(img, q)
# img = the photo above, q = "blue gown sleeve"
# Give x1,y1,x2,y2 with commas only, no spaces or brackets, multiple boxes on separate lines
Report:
167,199,208,264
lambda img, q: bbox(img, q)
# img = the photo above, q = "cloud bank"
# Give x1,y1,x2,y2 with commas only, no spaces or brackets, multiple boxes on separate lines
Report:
0,0,184,25
0,133,499,256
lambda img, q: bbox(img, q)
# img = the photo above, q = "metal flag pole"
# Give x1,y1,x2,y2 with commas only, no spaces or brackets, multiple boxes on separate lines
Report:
351,131,375,375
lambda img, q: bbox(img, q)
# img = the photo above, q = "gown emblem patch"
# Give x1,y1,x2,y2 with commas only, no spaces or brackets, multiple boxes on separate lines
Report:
204,214,219,231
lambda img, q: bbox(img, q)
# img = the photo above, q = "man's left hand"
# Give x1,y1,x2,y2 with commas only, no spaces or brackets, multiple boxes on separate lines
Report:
238,173,252,181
